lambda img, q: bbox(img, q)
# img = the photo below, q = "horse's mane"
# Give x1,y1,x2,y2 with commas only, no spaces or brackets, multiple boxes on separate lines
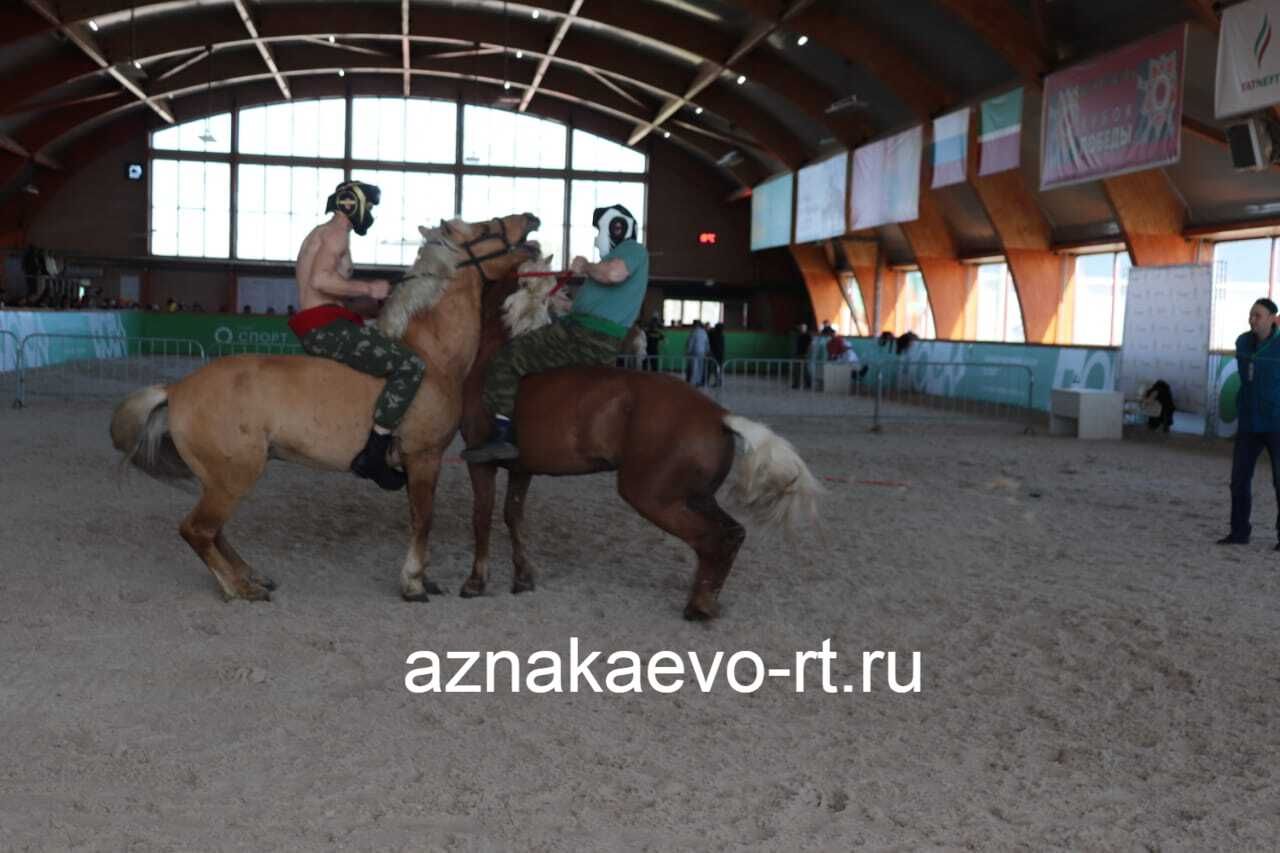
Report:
502,255,571,337
377,221,466,339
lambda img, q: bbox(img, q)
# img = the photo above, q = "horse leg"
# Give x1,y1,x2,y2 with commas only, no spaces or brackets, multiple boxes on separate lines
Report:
504,471,536,593
180,487,270,601
617,470,742,621
461,462,497,598
400,450,446,602
215,533,277,591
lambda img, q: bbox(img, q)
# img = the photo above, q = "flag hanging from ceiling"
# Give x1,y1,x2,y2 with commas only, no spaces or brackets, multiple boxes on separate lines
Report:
850,125,922,230
1216,0,1280,118
931,107,970,188
978,88,1023,176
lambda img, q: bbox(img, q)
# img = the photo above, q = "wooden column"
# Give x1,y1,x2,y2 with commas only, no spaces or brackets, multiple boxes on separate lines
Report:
1102,170,1197,266
788,244,847,330
900,193,968,339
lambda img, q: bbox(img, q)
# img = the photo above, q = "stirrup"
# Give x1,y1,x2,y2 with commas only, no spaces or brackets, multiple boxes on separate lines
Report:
461,440,520,464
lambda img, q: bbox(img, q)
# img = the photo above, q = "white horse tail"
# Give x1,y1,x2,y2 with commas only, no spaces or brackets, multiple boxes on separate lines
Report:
110,385,194,482
723,414,822,533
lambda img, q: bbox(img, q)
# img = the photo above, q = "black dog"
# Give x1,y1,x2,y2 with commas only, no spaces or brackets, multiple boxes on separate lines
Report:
1143,380,1175,432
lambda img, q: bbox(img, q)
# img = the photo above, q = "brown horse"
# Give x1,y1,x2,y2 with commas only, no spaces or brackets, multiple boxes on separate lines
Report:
110,213,541,602
460,262,821,620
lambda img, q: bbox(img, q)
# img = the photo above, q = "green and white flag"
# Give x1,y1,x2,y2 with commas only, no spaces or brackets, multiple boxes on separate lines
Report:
978,88,1023,176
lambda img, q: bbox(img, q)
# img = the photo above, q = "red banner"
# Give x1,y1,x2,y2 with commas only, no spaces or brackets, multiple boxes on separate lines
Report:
1040,26,1186,190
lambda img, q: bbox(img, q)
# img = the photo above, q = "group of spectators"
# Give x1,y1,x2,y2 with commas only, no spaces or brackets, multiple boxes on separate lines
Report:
792,321,865,390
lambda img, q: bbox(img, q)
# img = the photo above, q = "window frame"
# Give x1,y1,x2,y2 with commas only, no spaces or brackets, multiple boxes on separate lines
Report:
148,96,647,267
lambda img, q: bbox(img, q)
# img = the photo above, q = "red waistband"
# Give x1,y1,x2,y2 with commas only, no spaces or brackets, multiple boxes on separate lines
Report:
288,304,365,337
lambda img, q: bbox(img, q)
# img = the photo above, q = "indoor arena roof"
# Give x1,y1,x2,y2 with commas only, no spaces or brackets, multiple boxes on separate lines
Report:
2,0,1276,253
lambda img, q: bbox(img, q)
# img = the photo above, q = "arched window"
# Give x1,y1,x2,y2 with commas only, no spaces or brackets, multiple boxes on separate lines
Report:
148,97,647,264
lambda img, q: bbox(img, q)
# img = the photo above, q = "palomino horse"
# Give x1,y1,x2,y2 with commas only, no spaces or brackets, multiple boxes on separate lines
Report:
460,260,822,620
110,213,541,601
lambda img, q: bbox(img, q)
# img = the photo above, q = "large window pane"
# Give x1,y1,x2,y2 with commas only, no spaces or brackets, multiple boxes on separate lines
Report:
350,169,458,267
462,175,565,263
976,263,1007,342
1073,252,1119,346
569,180,645,262
352,98,456,164
150,159,230,258
152,113,231,154
238,99,344,158
840,273,869,335
1213,238,1272,350
902,272,936,339
572,129,646,173
1004,272,1026,344
463,106,566,169
236,164,343,261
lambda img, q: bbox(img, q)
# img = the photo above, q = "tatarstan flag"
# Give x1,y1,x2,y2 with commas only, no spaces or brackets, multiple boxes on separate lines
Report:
978,88,1023,176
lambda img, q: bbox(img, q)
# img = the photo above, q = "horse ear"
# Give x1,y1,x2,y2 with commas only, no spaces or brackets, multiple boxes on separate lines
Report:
418,225,431,238
440,218,453,236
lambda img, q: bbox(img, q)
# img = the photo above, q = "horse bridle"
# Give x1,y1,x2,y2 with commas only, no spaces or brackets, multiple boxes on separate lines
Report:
456,216,540,286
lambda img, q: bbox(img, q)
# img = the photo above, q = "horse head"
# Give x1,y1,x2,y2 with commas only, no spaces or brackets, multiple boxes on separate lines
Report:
380,211,542,339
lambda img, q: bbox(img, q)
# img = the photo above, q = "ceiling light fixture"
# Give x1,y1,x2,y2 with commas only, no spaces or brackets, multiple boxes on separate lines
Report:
198,46,216,143
797,35,809,46
504,81,511,90
328,35,336,44
516,50,523,58
695,106,703,115
663,131,671,139
736,74,746,85
531,9,540,18
88,19,99,32
338,68,345,77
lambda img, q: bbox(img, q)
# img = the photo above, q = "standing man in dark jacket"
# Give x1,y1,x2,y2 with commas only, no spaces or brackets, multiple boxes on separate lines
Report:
1221,298,1280,546
708,322,726,387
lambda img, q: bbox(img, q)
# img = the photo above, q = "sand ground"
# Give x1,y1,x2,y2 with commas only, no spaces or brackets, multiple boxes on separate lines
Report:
1,400,1277,851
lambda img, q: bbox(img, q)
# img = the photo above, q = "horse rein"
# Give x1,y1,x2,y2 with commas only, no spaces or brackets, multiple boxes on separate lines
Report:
458,217,540,287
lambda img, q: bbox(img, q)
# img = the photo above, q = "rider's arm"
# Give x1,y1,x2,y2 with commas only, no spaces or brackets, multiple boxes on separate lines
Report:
570,257,630,285
311,270,386,301
311,231,391,301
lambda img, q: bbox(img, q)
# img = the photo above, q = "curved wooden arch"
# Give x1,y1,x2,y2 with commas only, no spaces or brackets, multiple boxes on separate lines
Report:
4,2,863,167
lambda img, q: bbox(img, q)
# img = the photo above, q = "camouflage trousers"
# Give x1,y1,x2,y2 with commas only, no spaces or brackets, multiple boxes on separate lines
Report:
484,318,621,418
299,319,426,431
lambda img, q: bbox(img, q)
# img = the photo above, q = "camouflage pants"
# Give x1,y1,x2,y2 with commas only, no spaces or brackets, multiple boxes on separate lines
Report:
484,318,621,418
299,319,426,431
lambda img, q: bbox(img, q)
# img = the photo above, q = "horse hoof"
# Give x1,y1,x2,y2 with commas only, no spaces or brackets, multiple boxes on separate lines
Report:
253,575,278,591
242,586,272,603
511,577,536,594
683,602,717,621
459,581,485,598
425,580,446,596
401,589,430,603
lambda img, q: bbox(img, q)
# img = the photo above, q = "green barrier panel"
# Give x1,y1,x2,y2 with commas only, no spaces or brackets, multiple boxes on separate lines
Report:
655,330,791,360
0,310,142,370
138,312,299,354
844,337,1118,412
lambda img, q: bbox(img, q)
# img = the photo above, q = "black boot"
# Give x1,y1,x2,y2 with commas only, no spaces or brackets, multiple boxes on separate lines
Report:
351,430,407,491
461,416,519,464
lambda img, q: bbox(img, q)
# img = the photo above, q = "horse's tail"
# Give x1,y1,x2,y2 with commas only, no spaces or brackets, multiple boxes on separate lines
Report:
110,385,194,482
723,414,822,533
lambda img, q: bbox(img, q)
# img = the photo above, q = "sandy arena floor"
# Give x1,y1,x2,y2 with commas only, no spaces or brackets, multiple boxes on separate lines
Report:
1,400,1277,850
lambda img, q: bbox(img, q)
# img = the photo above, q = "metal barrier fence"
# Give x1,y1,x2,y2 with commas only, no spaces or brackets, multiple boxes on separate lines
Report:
210,342,305,358
14,334,205,406
4,334,1033,431
715,358,1035,429
0,330,19,407
871,360,1036,430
